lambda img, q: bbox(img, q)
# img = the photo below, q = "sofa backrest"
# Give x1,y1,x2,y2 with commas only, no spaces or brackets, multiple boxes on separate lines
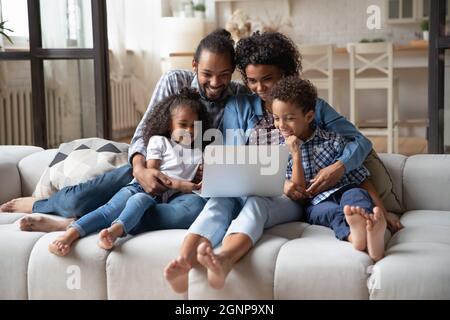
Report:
18,149,57,197
403,154,450,211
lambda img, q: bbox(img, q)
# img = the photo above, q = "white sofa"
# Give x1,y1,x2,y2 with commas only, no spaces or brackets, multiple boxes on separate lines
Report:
1,145,450,300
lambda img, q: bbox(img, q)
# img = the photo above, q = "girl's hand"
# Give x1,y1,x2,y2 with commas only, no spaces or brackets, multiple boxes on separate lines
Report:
192,165,203,184
385,211,404,234
178,181,202,193
284,180,311,201
285,135,302,155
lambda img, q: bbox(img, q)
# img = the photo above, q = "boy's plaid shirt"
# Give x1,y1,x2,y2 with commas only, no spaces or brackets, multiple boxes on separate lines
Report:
286,127,370,205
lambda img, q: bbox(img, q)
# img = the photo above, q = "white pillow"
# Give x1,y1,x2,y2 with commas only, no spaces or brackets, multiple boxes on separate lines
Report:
33,138,129,199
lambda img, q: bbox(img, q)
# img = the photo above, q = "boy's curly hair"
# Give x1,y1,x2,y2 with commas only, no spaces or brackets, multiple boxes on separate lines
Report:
142,88,210,147
270,76,317,114
235,31,302,83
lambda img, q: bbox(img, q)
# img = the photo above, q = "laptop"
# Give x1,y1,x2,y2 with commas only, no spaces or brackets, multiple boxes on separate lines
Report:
194,145,290,198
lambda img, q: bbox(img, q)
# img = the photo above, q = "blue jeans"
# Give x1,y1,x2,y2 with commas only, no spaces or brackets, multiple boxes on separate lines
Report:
306,186,374,241
70,183,159,237
33,164,134,218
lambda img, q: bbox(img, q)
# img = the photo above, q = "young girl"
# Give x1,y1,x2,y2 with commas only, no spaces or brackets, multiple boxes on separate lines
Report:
49,88,210,256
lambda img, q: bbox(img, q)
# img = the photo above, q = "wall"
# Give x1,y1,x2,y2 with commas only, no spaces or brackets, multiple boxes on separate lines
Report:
215,0,429,137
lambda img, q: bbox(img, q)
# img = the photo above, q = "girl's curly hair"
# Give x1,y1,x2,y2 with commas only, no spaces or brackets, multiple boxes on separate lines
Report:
235,31,302,83
142,88,210,148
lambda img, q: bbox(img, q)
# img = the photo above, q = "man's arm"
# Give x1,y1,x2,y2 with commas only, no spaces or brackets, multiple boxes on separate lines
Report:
128,71,192,163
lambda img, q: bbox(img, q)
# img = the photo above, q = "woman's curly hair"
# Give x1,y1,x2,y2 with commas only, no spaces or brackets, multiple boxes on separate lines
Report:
235,31,302,83
142,88,210,148
270,76,317,114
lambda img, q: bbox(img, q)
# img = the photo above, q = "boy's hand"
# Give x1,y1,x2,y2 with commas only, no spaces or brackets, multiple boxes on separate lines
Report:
385,211,404,234
284,180,311,201
285,136,302,155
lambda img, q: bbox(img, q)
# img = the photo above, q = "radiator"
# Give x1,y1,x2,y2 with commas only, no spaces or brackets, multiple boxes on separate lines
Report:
111,77,140,140
0,78,140,146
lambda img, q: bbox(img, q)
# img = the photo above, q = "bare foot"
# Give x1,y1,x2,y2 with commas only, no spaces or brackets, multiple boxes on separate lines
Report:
366,207,387,262
164,256,192,294
48,228,80,256
344,205,367,251
98,224,124,250
19,216,73,232
197,242,232,289
0,197,36,213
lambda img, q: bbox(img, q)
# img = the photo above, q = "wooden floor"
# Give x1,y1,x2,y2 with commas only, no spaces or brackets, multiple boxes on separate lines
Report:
119,136,428,156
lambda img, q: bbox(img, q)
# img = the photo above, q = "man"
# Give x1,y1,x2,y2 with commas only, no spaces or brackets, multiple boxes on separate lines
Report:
1,29,248,233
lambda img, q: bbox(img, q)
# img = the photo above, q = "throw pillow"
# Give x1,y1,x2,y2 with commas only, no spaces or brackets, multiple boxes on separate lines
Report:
33,138,129,199
363,149,404,214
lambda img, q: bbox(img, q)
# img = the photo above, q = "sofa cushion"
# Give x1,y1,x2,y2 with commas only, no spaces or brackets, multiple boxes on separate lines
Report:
189,234,288,300
366,151,406,214
0,155,23,204
32,138,129,200
106,230,188,300
274,224,374,299
28,231,110,300
18,149,57,197
0,228,45,299
403,155,450,211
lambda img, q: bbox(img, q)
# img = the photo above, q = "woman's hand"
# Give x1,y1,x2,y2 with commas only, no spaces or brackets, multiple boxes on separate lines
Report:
285,135,302,155
306,161,345,196
385,211,404,234
284,180,311,201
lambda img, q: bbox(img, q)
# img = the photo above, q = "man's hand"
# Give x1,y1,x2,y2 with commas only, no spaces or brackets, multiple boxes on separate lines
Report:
385,211,404,234
306,160,345,196
284,180,311,202
285,135,302,155
133,167,171,194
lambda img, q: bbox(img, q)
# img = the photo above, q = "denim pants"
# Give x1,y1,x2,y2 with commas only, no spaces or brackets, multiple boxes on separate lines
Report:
33,164,134,218
70,183,159,237
306,186,374,241
189,195,303,248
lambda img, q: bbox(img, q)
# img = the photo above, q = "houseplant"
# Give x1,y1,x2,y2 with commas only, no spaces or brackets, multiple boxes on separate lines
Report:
193,3,206,18
421,19,429,41
0,20,14,48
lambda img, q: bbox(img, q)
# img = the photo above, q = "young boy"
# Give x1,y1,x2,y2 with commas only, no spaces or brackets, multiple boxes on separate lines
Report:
270,76,387,261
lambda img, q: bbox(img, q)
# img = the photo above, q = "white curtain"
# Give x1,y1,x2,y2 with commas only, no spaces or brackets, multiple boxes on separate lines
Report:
107,0,162,115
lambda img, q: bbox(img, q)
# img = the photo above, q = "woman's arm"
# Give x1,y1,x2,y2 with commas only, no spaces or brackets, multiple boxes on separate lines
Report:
316,99,372,173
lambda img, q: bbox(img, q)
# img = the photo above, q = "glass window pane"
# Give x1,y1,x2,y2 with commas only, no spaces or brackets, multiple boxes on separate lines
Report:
40,0,93,49
0,0,29,50
444,50,450,153
389,0,400,19
402,0,413,18
0,60,33,145
423,0,429,18
44,59,96,148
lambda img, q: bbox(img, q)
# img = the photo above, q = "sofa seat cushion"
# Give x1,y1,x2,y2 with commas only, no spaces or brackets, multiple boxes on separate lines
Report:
0,229,45,299
28,231,110,300
370,210,450,299
189,234,289,300
106,230,188,300
0,213,26,225
273,224,374,299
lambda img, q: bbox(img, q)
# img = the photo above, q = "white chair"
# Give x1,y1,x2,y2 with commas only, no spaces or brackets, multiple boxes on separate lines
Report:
298,44,340,112
347,42,399,154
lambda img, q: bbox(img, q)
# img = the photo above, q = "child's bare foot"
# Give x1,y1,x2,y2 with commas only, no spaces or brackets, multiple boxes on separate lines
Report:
197,242,232,289
366,207,387,262
48,228,80,256
98,224,124,250
19,216,73,232
164,256,192,293
344,205,367,251
0,197,36,213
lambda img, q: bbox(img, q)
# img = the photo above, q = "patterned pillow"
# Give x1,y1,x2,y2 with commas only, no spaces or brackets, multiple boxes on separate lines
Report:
33,138,129,199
